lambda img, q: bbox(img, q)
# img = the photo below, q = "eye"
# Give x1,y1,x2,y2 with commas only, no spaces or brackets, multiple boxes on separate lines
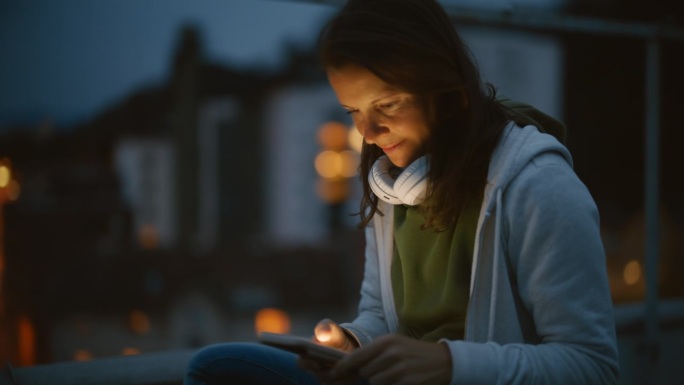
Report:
379,102,397,110
345,108,359,115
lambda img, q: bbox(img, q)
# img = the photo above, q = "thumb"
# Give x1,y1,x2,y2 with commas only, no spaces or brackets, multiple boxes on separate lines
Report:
314,319,356,351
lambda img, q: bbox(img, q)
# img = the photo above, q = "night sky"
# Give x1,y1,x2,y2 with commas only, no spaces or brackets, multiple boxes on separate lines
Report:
0,0,571,129
0,0,336,128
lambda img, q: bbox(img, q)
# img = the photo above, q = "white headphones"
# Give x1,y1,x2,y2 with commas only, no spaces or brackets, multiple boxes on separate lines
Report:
369,155,428,206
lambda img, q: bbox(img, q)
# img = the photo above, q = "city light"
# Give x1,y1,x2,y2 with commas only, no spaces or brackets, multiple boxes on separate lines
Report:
314,150,360,179
254,308,291,335
0,158,20,202
317,121,349,151
128,310,151,335
623,260,642,286
138,224,159,250
18,315,36,366
315,150,343,179
122,347,141,356
314,121,362,203
74,349,93,361
0,165,9,188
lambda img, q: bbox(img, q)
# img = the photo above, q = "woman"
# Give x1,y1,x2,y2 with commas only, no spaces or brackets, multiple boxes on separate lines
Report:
184,0,619,384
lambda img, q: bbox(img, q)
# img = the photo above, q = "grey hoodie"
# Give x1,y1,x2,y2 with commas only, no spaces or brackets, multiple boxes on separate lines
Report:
341,122,619,384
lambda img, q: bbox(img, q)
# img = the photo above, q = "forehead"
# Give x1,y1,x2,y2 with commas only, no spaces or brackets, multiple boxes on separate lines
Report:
327,64,401,105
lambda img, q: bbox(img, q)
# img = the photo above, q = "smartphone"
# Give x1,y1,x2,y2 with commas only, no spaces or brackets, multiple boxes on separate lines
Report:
258,332,347,365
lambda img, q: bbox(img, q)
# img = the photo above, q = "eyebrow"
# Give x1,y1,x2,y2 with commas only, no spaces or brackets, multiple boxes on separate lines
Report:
340,92,406,109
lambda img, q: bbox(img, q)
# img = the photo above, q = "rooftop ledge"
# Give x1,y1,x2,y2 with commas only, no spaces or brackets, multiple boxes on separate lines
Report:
2,299,683,385
0,349,195,385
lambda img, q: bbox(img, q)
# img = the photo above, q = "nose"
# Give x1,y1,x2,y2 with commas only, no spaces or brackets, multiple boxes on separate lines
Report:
355,116,386,144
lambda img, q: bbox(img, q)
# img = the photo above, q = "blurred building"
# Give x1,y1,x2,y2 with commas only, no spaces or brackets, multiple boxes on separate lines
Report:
0,24,362,365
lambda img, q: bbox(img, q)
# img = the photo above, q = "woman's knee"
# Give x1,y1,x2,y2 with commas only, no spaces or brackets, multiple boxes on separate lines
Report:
185,342,314,385
187,342,257,372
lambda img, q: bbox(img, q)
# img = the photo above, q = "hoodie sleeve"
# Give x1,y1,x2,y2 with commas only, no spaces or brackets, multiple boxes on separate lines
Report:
447,151,619,384
340,219,391,345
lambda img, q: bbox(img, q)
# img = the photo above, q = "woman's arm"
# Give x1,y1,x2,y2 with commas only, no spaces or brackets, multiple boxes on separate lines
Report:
339,221,391,345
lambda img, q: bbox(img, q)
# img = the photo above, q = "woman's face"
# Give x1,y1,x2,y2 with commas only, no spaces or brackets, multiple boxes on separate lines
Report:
327,64,431,168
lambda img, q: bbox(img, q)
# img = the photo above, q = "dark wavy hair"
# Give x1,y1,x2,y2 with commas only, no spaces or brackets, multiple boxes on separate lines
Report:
319,0,508,230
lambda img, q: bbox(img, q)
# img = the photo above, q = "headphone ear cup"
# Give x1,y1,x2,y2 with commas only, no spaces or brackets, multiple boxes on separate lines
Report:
369,155,428,206
394,156,428,206
369,156,403,205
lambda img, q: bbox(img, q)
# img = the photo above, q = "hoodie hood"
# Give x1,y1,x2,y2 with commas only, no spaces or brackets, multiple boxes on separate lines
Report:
498,96,568,145
484,122,573,212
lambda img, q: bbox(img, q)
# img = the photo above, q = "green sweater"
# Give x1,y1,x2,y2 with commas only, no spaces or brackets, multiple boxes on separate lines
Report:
391,201,480,342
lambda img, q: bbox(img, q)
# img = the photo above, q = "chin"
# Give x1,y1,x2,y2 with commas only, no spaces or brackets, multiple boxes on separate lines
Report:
388,154,419,168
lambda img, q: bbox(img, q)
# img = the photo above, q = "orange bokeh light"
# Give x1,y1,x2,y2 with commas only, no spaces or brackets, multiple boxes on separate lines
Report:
623,260,642,286
318,121,349,151
74,349,93,361
122,347,141,356
18,315,36,366
138,224,159,250
0,165,10,188
314,150,360,179
129,310,151,335
255,308,291,335
316,179,350,204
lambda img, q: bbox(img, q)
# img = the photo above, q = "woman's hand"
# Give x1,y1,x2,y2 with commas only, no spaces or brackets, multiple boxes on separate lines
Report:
327,334,452,385
313,318,358,352
298,319,358,381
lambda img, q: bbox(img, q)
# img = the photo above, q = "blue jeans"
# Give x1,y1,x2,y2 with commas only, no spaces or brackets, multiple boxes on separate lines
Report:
183,342,323,385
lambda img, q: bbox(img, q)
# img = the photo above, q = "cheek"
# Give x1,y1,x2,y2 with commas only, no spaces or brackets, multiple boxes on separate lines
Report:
398,114,431,141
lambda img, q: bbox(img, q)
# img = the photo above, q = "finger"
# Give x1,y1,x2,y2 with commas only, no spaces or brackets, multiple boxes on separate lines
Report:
314,319,354,351
314,319,339,343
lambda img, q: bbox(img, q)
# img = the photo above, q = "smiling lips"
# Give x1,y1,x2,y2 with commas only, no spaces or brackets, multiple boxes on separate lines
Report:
380,141,402,152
